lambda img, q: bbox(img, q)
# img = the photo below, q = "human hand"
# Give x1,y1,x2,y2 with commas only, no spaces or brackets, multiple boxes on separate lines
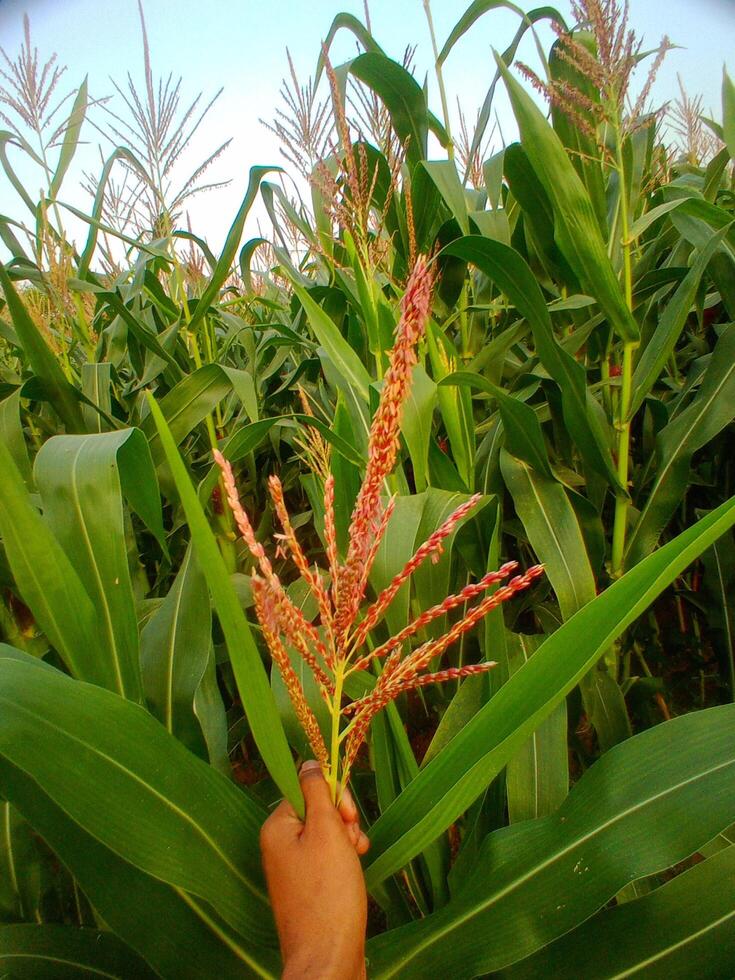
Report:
260,760,370,979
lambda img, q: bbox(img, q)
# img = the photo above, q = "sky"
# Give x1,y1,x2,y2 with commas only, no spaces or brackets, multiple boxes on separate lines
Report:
0,0,733,253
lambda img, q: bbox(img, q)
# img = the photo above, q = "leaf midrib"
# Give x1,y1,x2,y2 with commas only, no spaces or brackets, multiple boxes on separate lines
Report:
611,906,735,978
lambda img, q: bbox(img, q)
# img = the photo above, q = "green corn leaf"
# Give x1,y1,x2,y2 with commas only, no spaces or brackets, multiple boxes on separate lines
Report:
501,845,735,979
99,290,182,375
483,148,505,210
0,213,31,263
140,545,212,758
438,1,564,64
174,229,217,271
329,394,362,553
0,924,157,979
421,161,469,234
0,132,37,215
80,361,113,433
500,450,595,617
49,77,88,199
348,53,428,170
412,488,490,641
34,428,166,701
723,68,735,162
702,533,735,696
495,55,639,343
366,704,735,977
503,142,577,285
438,5,566,175
77,146,150,277
504,632,568,824
484,384,552,478
422,674,489,769
146,394,303,813
427,321,475,490
292,283,371,403
0,651,274,947
548,35,607,234
410,164,446,254
0,752,277,979
187,166,277,333
141,364,232,467
0,801,46,922
291,412,365,467
194,646,230,775
629,223,733,418
0,389,32,488
369,494,425,637
198,417,286,503
0,440,104,684
363,494,735,887
627,323,735,565
500,449,629,748
626,197,689,242
400,364,437,492
316,12,386,80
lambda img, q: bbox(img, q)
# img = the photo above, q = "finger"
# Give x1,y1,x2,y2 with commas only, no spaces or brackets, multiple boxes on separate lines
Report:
299,760,340,827
356,831,370,856
260,799,302,852
270,797,299,823
337,784,359,825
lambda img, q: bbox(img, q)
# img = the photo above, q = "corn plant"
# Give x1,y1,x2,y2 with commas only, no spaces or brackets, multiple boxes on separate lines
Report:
0,1,734,976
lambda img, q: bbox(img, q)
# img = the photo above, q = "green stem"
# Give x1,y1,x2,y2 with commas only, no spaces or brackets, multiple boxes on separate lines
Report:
612,341,634,577
459,282,470,362
610,122,637,579
329,662,345,803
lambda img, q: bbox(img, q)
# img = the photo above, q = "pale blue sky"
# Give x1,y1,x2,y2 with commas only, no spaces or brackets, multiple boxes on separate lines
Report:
0,0,732,252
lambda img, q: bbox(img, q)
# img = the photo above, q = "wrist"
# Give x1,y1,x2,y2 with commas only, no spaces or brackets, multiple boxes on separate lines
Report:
282,943,366,980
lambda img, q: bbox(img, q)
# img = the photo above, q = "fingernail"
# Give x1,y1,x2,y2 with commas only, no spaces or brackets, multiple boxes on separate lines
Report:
300,759,321,773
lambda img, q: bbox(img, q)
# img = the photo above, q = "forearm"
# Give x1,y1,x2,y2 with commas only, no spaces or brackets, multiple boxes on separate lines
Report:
282,944,366,980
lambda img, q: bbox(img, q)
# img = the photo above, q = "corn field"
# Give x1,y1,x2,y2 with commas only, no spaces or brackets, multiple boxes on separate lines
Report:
0,1,734,976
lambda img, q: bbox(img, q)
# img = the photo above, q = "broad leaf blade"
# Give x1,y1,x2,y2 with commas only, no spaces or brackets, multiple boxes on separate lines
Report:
502,846,735,979
34,429,165,701
0,924,156,979
0,653,273,945
0,753,277,979
0,440,103,684
140,544,212,757
505,633,567,823
367,704,735,977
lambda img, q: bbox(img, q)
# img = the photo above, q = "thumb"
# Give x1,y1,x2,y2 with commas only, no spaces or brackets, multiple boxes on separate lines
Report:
299,760,340,829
